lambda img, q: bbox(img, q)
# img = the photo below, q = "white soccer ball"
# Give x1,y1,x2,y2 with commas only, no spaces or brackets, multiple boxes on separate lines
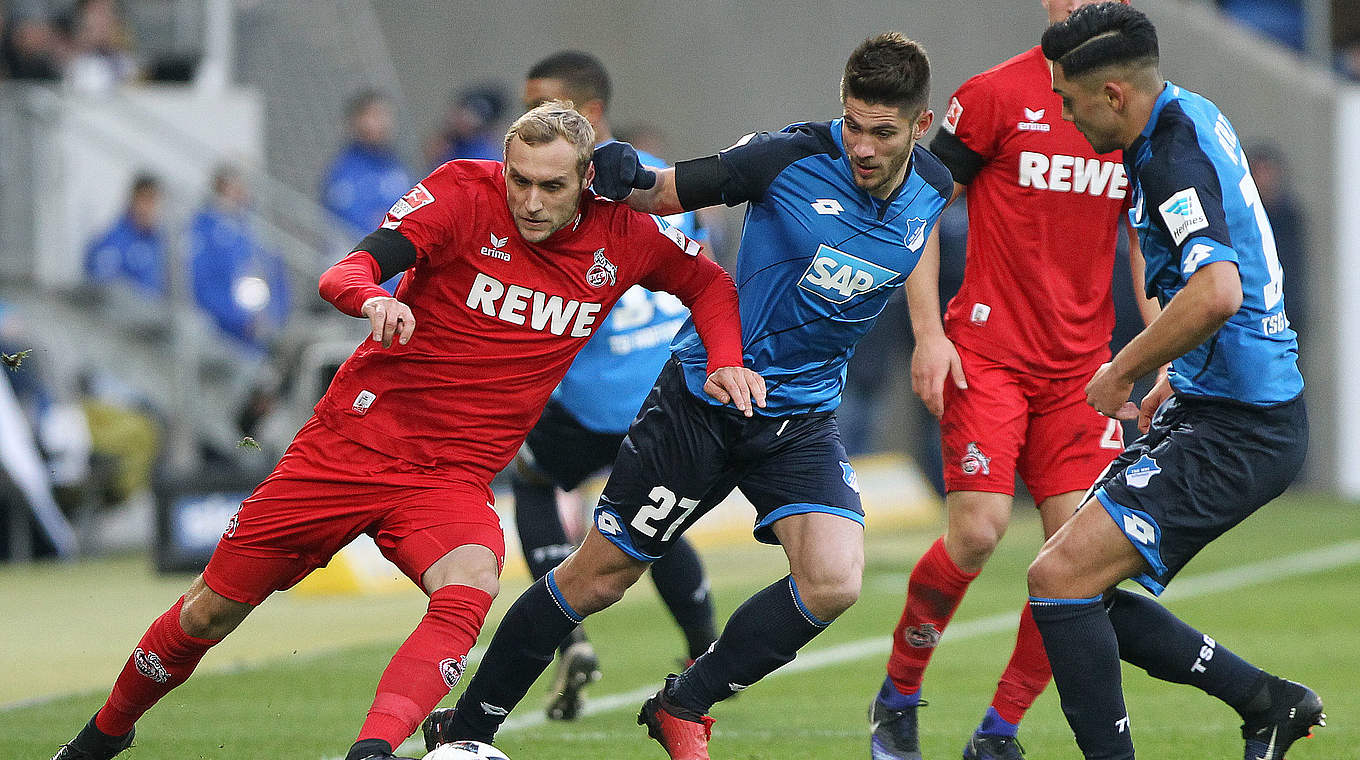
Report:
422,740,510,760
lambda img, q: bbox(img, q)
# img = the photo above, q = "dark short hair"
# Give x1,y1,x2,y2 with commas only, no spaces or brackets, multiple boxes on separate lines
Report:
526,50,612,110
1041,2,1159,78
130,172,160,196
345,89,389,120
840,32,931,115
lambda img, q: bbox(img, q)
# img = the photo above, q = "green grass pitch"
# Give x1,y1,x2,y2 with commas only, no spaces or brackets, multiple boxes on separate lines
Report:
4,492,1355,759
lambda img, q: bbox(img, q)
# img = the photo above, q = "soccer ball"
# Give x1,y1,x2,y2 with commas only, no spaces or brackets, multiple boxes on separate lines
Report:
421,740,510,760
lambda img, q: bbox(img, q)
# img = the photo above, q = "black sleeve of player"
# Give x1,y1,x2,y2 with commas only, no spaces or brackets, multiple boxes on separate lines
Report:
350,228,417,282
674,155,731,211
928,130,984,186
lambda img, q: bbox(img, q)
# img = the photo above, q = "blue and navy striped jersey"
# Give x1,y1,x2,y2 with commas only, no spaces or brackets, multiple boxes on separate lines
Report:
1126,83,1302,405
552,147,704,433
670,120,952,415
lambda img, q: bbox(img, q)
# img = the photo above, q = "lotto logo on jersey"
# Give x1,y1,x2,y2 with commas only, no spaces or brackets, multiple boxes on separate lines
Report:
465,272,603,337
1158,187,1209,245
1018,152,1128,199
800,244,900,304
381,183,434,229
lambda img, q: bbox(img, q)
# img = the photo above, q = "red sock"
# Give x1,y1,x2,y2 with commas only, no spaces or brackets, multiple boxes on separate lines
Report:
885,537,979,695
357,584,493,748
95,596,220,736
990,602,1052,723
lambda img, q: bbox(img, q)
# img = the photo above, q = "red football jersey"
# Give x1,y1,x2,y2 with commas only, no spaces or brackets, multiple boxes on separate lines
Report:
314,159,741,483
941,46,1130,375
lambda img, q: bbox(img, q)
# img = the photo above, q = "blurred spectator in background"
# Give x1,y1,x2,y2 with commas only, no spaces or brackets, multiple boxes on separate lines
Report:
320,90,411,291
1218,0,1306,50
422,83,506,167
84,172,166,296
63,0,139,94
1336,34,1360,80
188,165,291,353
1247,141,1308,338
321,90,411,239
0,0,64,80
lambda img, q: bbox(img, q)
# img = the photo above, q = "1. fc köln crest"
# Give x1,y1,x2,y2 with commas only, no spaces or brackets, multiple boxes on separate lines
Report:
585,248,617,288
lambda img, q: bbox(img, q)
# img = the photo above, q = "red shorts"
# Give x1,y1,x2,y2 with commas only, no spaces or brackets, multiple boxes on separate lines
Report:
939,344,1124,505
202,416,506,605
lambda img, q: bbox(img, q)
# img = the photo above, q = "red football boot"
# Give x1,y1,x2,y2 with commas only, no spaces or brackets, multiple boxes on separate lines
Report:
637,675,716,760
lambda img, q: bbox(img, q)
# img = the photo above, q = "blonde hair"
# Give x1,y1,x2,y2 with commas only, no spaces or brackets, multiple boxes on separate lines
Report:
503,99,596,177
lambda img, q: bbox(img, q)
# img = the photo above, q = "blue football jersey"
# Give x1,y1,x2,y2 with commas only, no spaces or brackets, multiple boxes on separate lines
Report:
553,147,705,433
670,120,952,414
1126,83,1302,405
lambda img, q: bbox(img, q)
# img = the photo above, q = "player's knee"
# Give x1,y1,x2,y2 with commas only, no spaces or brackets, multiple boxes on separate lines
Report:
945,513,1006,570
1026,551,1064,599
180,584,250,640
796,566,862,621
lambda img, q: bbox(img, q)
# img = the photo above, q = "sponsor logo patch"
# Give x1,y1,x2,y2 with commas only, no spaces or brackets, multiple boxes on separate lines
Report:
840,461,860,493
943,97,963,134
1158,187,1209,246
811,198,844,216
381,183,434,229
480,232,511,262
585,248,618,288
800,244,901,304
970,303,991,326
961,442,991,475
903,217,928,252
904,623,942,648
1124,454,1162,488
439,655,468,689
352,390,376,415
134,647,170,683
1019,106,1050,132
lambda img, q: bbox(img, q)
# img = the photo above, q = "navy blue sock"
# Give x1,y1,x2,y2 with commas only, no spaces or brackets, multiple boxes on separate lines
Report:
1106,589,1265,712
669,575,828,714
649,537,718,661
450,574,583,742
977,706,1019,737
877,676,922,709
1030,596,1134,760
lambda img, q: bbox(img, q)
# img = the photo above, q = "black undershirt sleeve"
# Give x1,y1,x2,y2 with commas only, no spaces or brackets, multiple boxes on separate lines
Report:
350,228,418,282
928,130,985,187
674,155,731,211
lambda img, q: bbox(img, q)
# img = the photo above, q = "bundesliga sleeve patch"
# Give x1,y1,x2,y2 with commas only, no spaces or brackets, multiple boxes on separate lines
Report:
652,215,702,256
1157,187,1209,246
382,183,435,229
942,97,963,134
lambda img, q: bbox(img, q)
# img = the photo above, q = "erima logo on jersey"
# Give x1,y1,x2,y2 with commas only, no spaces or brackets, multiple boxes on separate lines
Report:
943,97,963,134
1159,188,1209,245
800,244,900,304
480,232,511,262
1018,107,1050,132
465,272,603,337
1125,454,1162,488
381,183,434,229
1019,152,1128,199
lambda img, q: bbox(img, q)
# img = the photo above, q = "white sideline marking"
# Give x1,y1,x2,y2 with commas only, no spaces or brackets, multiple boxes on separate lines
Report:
366,539,1360,759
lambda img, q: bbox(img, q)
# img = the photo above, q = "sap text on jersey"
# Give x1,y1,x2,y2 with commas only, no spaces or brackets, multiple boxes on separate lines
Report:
1018,152,1127,199
465,272,602,337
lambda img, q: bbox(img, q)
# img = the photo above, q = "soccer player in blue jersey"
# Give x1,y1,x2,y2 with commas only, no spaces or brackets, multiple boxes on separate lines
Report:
425,32,956,759
512,50,720,722
1026,5,1324,759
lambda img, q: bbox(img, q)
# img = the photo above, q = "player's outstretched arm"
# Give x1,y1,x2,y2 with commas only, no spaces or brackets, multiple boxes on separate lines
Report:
905,226,965,417
318,247,417,348
591,141,685,216
360,295,415,348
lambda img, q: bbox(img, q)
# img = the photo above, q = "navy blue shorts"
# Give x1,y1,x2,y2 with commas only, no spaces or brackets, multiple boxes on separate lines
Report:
523,400,627,491
1090,393,1306,595
594,360,865,561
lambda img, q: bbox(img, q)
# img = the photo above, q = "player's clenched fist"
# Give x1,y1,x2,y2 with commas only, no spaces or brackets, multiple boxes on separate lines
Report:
703,366,767,417
361,295,415,347
591,141,658,200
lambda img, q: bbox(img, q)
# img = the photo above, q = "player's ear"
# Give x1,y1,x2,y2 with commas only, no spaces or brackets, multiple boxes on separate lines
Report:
583,160,596,190
913,109,934,139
